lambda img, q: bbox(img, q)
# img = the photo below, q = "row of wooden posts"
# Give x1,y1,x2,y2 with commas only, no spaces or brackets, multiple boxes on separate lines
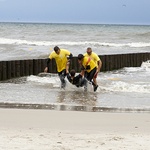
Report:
0,52,150,81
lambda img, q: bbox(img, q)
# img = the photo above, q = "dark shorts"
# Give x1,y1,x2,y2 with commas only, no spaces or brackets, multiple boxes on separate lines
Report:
84,67,97,82
58,69,67,77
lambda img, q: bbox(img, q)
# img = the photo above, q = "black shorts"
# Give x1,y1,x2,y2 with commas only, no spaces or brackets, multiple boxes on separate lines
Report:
58,69,67,77
84,67,97,82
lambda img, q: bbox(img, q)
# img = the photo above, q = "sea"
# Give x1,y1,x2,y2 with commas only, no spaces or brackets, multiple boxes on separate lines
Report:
0,22,150,112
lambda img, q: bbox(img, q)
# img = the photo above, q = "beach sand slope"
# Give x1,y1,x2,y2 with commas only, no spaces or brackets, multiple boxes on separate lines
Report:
0,108,150,150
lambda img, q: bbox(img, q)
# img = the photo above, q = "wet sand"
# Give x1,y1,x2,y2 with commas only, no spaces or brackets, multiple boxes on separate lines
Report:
0,108,150,150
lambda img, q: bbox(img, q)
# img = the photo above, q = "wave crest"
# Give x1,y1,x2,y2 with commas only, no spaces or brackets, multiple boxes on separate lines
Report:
0,38,150,48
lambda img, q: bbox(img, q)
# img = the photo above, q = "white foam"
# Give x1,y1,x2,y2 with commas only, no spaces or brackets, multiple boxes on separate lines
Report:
27,75,95,92
27,75,59,86
141,60,150,71
98,61,150,94
25,60,150,94
0,37,150,48
100,81,150,94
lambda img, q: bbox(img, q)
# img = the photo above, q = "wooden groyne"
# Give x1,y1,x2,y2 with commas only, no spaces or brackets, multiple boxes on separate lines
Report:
0,52,150,81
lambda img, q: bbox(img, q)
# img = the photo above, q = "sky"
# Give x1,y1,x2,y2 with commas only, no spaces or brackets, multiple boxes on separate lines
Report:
0,0,150,25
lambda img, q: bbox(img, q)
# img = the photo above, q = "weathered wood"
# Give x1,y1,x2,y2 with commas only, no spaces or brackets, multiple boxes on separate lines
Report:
2,61,7,80
99,55,105,71
7,61,11,79
15,60,20,77
0,52,150,81
33,59,38,75
0,62,2,80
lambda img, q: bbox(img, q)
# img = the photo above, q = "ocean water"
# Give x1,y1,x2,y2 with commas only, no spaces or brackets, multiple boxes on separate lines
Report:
0,22,150,112
0,22,150,60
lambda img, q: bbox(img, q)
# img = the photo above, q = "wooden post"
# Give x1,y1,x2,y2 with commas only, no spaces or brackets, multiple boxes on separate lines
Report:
41,59,47,73
99,55,105,72
50,59,57,73
105,55,110,71
20,60,25,77
2,61,7,80
117,54,121,70
0,62,2,81
38,59,42,74
11,61,16,78
7,61,11,80
33,59,38,75
25,60,30,76
29,60,33,75
15,60,20,77
71,57,79,72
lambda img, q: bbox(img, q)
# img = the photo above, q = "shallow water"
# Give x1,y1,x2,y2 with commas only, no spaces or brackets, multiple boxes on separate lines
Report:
0,61,150,112
0,23,150,112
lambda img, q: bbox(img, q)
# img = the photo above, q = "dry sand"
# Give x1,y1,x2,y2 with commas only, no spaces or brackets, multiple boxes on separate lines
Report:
0,108,150,150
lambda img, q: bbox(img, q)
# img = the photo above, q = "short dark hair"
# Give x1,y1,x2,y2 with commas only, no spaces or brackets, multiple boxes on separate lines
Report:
87,47,92,51
54,46,60,52
70,69,76,77
77,54,84,60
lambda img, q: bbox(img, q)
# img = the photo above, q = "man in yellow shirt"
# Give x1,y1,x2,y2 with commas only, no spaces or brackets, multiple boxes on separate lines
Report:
44,46,73,89
84,47,102,86
77,54,98,92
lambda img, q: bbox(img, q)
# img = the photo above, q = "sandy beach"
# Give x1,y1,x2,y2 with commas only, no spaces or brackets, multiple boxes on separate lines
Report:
0,108,150,150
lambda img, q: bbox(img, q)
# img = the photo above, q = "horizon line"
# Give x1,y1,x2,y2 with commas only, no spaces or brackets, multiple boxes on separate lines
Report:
0,21,150,26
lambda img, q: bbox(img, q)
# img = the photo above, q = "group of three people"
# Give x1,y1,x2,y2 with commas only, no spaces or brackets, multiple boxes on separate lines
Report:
44,46,102,92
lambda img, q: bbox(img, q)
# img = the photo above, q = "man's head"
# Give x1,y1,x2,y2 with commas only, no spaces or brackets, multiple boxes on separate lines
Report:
77,54,84,60
70,69,76,77
86,47,92,55
77,54,84,64
54,46,60,54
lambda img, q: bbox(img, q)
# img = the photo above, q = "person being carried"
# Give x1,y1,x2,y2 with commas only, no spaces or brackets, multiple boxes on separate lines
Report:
44,46,73,89
84,47,102,86
66,61,87,91
77,54,98,92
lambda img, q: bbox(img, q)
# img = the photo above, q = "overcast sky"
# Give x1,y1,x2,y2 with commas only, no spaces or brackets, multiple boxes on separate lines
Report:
0,0,150,25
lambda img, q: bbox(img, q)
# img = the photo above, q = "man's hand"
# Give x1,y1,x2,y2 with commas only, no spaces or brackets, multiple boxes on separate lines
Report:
66,61,70,74
44,67,48,73
67,60,70,65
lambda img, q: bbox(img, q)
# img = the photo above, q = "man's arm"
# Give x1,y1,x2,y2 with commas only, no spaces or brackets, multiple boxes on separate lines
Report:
94,53,102,73
66,60,70,74
97,59,102,72
79,65,85,77
66,53,72,74
44,58,51,72
67,53,73,64
66,61,73,83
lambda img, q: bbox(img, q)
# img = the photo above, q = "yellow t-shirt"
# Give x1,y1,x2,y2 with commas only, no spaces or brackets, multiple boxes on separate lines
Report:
49,49,70,72
82,56,97,73
84,52,100,67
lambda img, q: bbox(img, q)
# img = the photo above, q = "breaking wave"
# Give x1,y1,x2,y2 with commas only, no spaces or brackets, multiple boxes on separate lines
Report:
0,38,150,48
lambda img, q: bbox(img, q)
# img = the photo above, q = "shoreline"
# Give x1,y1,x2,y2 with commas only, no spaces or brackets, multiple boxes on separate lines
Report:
0,102,150,113
0,108,150,149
